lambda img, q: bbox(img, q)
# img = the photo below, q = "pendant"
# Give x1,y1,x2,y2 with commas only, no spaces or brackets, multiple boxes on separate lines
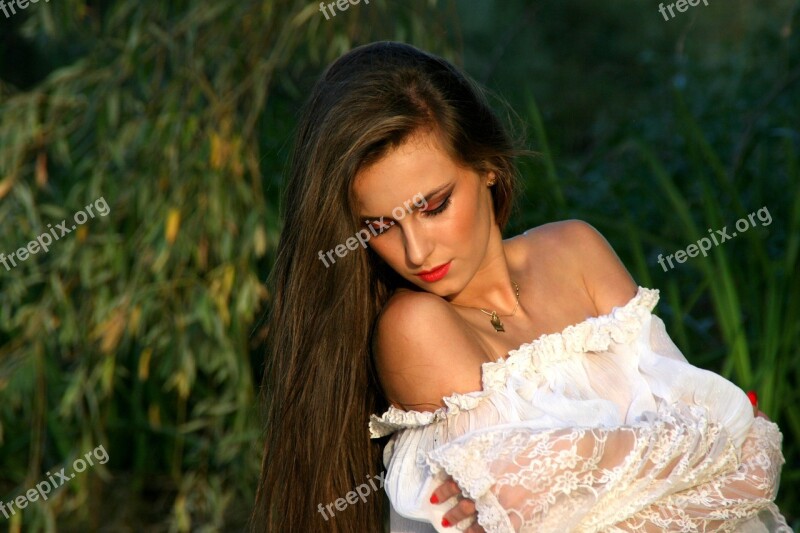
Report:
490,311,505,332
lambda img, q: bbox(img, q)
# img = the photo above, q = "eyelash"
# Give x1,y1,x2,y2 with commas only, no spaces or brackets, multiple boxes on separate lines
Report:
422,195,451,217
364,194,451,233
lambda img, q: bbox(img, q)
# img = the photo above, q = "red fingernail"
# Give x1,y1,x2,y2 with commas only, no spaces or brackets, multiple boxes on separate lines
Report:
441,518,451,527
747,390,758,406
430,493,439,504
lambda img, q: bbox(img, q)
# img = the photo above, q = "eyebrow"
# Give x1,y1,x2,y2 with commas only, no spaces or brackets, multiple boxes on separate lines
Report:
360,182,453,221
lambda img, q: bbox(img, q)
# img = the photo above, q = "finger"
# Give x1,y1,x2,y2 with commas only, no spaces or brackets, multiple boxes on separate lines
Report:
441,497,477,527
430,476,461,504
746,390,758,416
465,520,487,533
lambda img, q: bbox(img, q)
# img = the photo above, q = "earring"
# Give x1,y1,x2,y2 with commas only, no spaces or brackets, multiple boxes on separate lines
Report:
487,178,496,186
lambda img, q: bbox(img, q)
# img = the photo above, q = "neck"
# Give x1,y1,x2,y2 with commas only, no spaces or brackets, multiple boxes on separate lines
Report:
447,241,518,312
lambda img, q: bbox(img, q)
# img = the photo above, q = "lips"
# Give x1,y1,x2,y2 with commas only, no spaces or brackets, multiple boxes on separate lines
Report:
415,261,451,283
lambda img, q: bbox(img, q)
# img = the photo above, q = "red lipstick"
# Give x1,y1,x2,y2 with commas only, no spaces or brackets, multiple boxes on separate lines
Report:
415,261,451,283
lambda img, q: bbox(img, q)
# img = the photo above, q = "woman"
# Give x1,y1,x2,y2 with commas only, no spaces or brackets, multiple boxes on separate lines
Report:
252,41,791,532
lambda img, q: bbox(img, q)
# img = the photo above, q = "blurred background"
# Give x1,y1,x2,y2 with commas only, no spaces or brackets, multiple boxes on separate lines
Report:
0,0,798,530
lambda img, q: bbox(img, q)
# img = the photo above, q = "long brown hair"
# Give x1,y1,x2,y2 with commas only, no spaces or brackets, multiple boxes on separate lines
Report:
252,41,519,533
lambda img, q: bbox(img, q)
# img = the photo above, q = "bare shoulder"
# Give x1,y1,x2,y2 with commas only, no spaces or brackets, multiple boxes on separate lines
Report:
373,290,487,412
515,220,638,315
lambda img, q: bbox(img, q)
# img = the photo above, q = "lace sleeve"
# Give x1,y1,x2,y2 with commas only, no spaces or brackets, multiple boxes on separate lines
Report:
615,416,789,532
423,404,787,532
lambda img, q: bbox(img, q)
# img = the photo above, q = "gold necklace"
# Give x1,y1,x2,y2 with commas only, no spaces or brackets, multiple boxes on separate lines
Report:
454,280,520,333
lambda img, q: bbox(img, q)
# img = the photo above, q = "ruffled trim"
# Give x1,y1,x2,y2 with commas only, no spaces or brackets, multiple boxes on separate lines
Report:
368,287,660,439
482,286,659,388
368,390,489,439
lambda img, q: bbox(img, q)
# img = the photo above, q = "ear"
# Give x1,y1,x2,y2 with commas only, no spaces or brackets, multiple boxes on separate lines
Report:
486,170,497,187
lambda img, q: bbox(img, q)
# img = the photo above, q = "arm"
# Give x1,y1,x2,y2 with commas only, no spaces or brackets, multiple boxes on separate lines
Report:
425,403,747,532
613,416,786,532
373,290,489,414
378,385,747,532
427,408,785,532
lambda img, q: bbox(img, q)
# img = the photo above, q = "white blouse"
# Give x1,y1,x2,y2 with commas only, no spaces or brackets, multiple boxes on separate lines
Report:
368,287,792,532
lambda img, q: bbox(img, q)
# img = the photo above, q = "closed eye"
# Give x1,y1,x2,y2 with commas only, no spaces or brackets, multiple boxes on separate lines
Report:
422,195,451,217
362,191,451,233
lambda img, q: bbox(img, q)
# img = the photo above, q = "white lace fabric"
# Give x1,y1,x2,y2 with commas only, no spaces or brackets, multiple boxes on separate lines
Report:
368,287,792,532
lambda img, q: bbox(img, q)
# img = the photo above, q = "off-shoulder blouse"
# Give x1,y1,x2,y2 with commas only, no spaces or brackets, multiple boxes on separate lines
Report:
368,287,791,532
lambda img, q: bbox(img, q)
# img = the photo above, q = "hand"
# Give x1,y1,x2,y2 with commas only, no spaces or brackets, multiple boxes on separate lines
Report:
430,476,486,532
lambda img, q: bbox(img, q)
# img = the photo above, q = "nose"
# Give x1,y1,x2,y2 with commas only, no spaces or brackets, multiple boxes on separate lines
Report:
399,219,433,266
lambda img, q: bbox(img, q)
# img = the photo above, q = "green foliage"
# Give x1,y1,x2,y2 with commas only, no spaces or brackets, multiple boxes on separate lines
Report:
0,0,453,530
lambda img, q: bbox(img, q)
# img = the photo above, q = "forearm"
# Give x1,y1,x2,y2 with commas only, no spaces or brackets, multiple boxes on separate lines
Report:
425,404,742,532
611,416,785,532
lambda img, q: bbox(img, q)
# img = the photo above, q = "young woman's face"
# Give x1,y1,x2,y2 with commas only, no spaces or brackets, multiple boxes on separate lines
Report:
353,128,497,298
